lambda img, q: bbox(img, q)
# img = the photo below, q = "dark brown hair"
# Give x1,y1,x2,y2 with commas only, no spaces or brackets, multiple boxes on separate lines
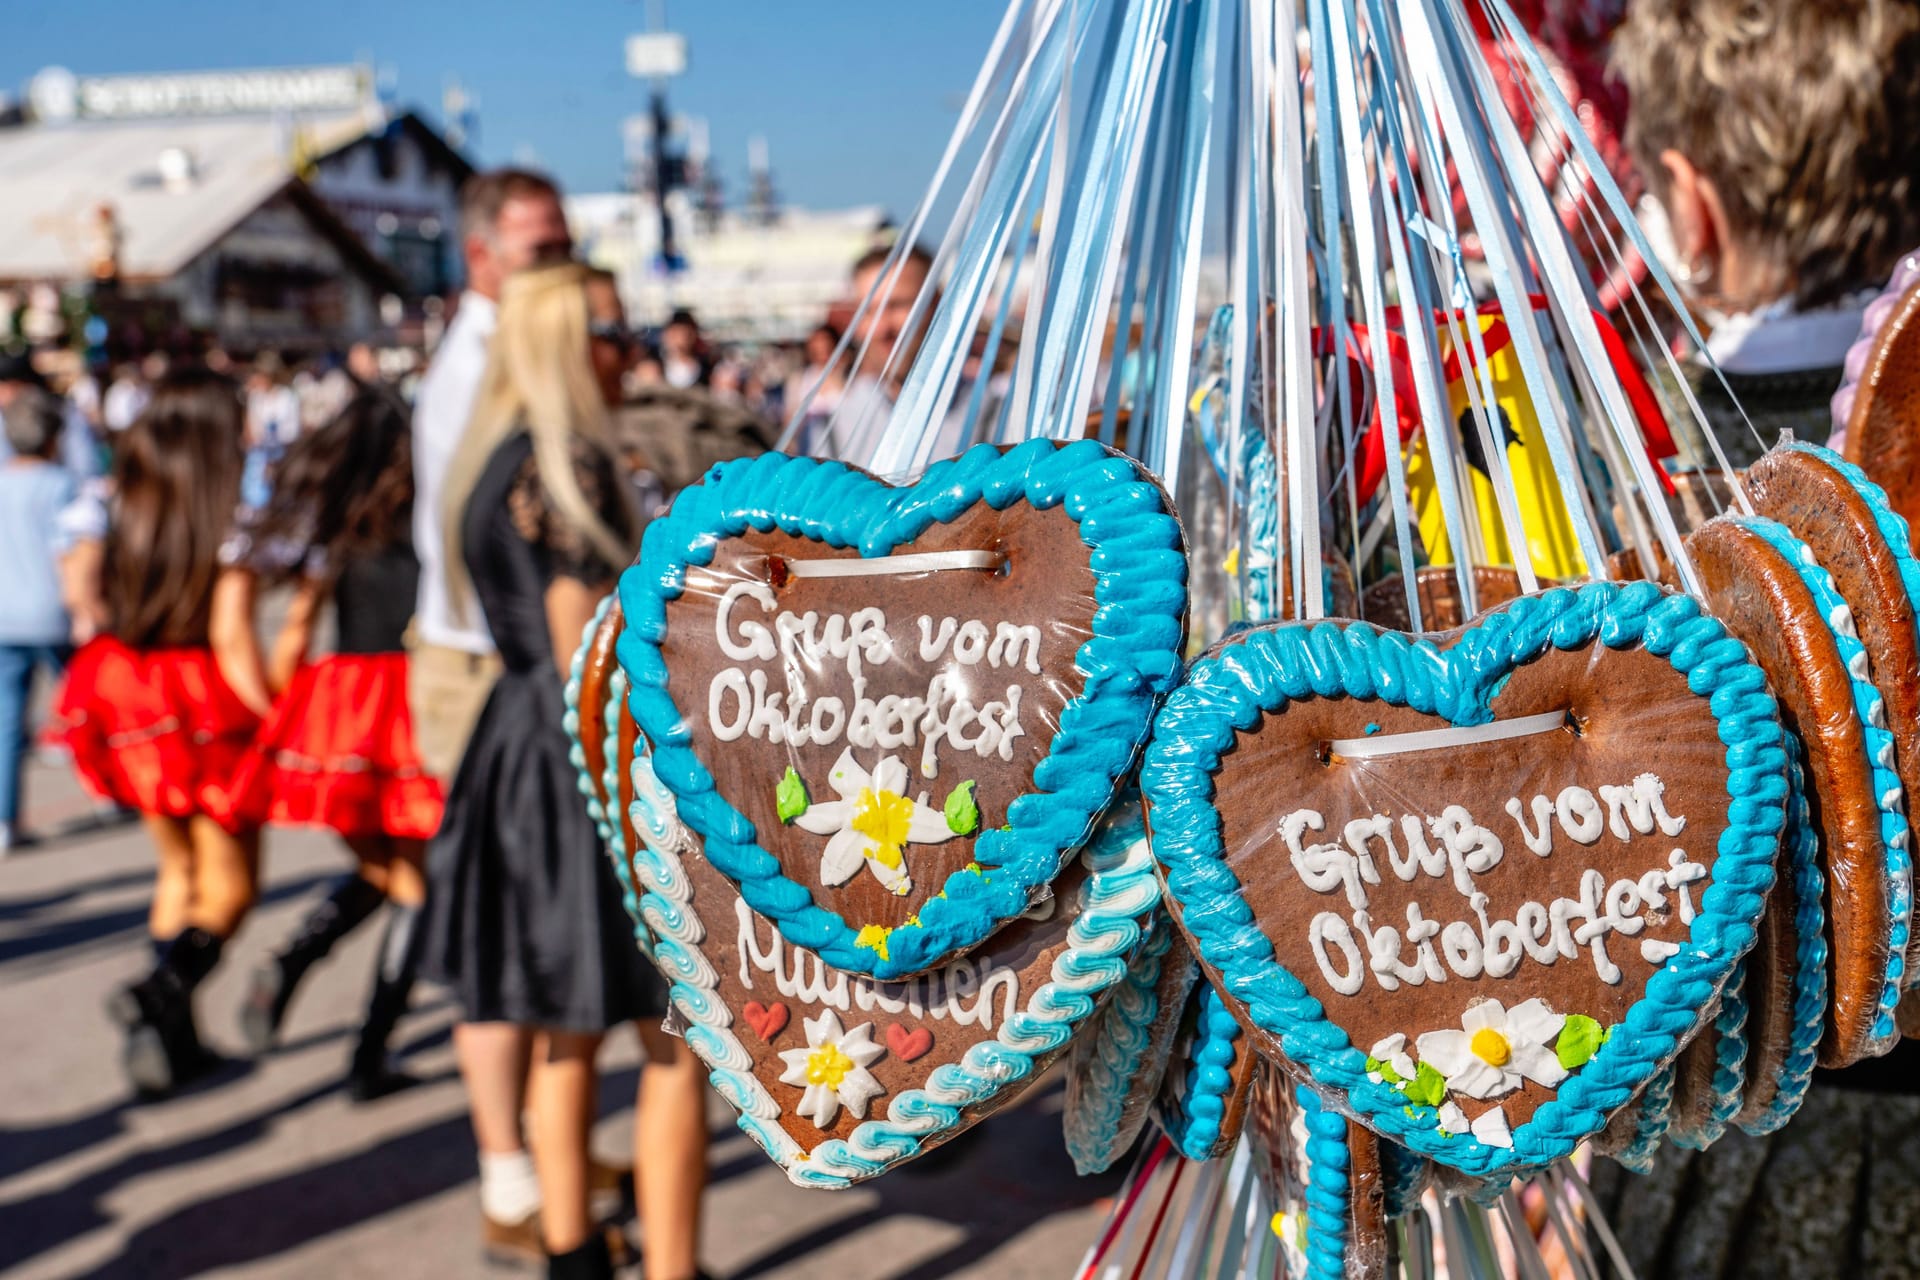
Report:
1614,0,1920,308
459,167,562,245
247,385,415,586
104,367,246,648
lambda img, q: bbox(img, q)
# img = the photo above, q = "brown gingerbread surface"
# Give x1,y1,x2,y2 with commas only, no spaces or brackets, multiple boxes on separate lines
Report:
1689,516,1893,1068
1663,1018,1727,1147
1731,873,1802,1128
658,500,1100,961
1843,280,1920,530
1346,1123,1388,1280
1159,618,1733,1137
1746,446,1920,983
574,594,626,817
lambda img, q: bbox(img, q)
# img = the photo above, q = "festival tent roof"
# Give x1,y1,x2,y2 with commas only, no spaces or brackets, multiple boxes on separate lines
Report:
0,110,377,283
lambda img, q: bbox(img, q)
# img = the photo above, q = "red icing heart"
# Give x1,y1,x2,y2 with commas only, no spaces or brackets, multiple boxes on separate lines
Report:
743,1001,789,1041
887,1023,934,1062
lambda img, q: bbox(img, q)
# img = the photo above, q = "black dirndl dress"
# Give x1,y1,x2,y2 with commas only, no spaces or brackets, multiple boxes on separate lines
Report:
421,431,662,1031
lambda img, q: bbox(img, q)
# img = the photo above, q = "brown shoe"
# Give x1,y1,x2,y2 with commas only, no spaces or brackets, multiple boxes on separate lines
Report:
482,1209,544,1269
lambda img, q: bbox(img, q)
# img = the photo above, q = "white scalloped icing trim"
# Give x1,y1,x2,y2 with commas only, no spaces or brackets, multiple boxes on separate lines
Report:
623,738,1159,1186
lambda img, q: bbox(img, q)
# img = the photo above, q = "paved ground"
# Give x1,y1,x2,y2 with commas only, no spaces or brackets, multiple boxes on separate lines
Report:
0,750,1123,1279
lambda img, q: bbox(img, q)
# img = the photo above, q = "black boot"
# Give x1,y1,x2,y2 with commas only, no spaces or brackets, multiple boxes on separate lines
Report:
106,934,176,1029
348,903,425,1102
121,927,224,1097
546,1232,614,1280
239,874,386,1053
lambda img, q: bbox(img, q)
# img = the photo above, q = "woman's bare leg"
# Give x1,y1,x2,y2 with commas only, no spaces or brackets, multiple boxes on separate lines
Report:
634,1020,708,1280
142,814,195,942
527,1029,603,1255
185,817,259,938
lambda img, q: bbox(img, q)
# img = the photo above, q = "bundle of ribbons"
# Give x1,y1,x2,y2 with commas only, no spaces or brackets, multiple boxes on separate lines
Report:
563,0,1920,1275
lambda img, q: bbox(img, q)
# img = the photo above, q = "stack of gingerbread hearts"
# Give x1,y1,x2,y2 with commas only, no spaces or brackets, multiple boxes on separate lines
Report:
567,439,1191,1186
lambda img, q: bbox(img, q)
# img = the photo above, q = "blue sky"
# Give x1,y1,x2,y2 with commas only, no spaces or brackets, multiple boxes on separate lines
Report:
2,1,1005,217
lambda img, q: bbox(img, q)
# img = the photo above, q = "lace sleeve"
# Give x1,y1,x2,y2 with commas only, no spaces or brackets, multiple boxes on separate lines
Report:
509,438,632,585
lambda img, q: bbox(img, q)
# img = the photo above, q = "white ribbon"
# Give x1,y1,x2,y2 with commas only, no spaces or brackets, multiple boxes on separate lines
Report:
778,550,1005,580
1328,708,1570,760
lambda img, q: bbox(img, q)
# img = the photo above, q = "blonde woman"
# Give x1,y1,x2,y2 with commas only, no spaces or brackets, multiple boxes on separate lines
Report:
421,262,709,1280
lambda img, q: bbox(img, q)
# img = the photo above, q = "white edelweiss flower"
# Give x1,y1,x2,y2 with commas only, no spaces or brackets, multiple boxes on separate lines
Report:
1415,998,1567,1100
775,1009,887,1129
791,748,957,896
1367,1033,1416,1083
1437,1101,1470,1136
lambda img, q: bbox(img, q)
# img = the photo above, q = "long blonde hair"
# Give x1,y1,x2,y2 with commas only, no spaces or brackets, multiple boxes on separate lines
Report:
441,261,637,617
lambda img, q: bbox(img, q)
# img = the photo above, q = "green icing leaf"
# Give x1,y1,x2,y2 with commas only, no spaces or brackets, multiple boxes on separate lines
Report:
1403,1063,1447,1109
1365,1055,1407,1086
775,767,809,823
944,780,980,835
1557,1015,1605,1070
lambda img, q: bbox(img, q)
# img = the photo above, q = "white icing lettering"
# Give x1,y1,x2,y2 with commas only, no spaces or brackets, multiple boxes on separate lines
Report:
1278,775,1706,995
1505,794,1556,856
709,668,751,741
1600,773,1688,840
717,581,778,661
734,899,1020,1029
1309,912,1366,995
990,622,1045,675
1555,786,1605,845
917,615,958,661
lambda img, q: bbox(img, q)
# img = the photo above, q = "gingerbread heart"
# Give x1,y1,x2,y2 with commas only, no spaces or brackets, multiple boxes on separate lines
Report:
616,439,1187,980
603,712,1163,1187
1142,582,1786,1177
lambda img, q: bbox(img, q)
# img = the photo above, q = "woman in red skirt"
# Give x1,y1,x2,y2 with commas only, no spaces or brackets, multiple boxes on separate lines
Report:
222,386,444,1100
54,368,272,1096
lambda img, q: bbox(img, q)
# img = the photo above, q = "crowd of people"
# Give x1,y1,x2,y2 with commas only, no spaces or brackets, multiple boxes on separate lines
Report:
0,161,929,1280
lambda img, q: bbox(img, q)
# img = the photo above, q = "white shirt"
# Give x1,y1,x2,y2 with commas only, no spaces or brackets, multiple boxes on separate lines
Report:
824,376,992,479
412,291,498,654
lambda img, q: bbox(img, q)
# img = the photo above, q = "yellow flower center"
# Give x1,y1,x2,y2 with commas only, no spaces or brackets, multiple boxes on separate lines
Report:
851,787,913,867
805,1043,855,1089
1470,1027,1512,1067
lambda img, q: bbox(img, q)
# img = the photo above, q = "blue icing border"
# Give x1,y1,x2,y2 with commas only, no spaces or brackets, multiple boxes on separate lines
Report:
1159,982,1246,1161
1142,581,1786,1178
1740,745,1828,1135
1297,1086,1352,1280
1063,907,1183,1175
1740,515,1911,1042
1612,1064,1673,1175
617,439,1187,981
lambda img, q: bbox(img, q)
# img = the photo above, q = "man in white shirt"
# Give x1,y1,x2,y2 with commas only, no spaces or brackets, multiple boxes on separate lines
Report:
822,243,994,474
405,168,571,1259
409,169,572,780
